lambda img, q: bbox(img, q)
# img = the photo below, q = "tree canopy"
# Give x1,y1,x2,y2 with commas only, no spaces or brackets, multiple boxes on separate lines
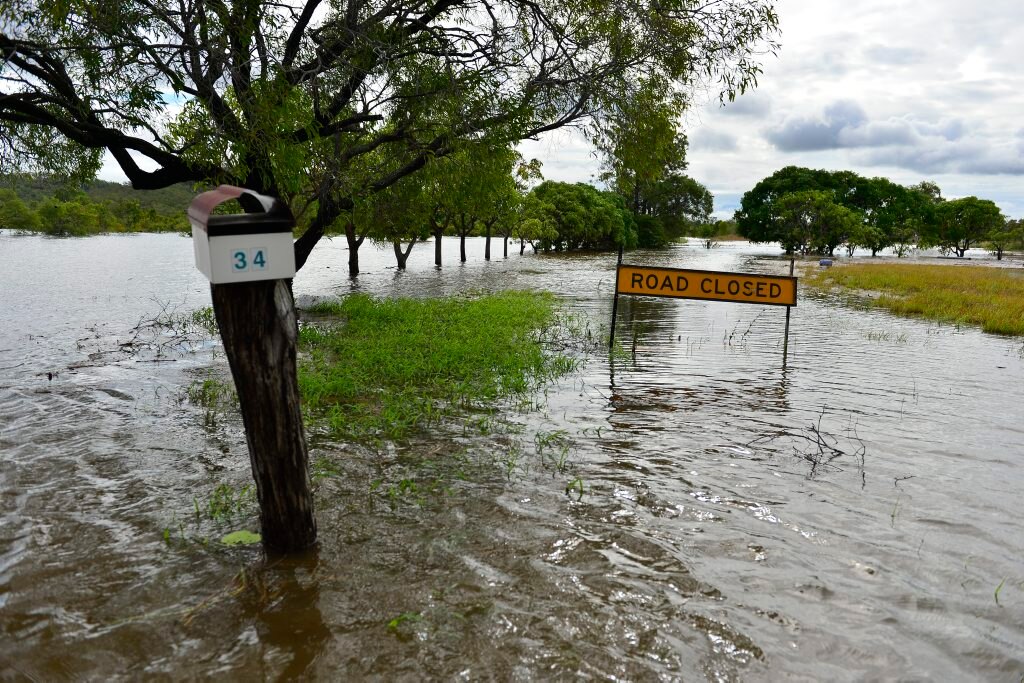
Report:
927,196,1005,257
525,181,636,252
735,166,956,256
0,0,779,269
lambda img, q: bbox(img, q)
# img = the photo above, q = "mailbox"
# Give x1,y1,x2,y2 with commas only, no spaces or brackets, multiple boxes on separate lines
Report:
188,185,296,284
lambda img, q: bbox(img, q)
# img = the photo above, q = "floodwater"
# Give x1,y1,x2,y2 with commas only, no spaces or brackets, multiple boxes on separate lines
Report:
1,231,1022,681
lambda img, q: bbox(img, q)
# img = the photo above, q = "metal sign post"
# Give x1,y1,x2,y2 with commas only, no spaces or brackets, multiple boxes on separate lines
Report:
783,255,795,368
608,244,624,351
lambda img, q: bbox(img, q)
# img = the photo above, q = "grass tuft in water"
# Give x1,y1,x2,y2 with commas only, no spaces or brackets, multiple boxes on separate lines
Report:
806,263,1024,335
298,291,579,440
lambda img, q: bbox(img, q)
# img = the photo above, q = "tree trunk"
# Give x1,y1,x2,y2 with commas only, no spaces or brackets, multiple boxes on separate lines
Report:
434,223,443,267
393,237,417,269
344,221,364,277
460,231,467,262
520,237,525,256
484,224,492,261
503,235,509,259
210,280,316,554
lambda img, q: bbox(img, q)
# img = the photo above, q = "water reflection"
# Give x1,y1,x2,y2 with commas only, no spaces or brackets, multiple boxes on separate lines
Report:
254,550,329,679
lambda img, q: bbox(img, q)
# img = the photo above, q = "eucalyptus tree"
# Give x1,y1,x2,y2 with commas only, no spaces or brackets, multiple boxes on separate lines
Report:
592,77,688,213
735,166,837,243
985,219,1021,261
773,190,861,256
367,171,432,270
527,181,635,252
647,174,714,239
0,0,780,271
927,197,1005,257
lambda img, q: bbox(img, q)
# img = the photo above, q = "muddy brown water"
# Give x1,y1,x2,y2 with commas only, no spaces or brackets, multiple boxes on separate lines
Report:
1,232,1022,680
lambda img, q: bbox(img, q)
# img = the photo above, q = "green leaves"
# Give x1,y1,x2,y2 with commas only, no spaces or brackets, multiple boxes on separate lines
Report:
221,530,262,546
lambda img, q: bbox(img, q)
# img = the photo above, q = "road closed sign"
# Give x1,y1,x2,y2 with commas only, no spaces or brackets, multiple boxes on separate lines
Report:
616,265,797,307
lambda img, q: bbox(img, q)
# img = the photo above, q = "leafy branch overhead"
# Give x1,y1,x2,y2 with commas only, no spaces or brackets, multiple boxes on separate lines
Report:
0,0,779,268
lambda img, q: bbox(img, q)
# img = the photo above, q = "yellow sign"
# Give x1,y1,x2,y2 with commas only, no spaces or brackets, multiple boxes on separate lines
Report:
616,265,797,306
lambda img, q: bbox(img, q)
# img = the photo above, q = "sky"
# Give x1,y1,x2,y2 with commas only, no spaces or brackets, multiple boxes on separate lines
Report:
518,0,1024,219
97,0,1023,219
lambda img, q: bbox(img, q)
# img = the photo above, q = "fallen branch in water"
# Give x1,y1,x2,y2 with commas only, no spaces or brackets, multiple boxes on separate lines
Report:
747,407,866,482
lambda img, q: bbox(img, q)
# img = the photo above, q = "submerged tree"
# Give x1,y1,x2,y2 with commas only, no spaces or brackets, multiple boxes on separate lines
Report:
0,0,779,269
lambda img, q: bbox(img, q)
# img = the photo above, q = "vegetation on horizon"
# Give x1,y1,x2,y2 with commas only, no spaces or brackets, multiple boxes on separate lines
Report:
807,263,1024,336
0,176,192,235
736,167,1019,259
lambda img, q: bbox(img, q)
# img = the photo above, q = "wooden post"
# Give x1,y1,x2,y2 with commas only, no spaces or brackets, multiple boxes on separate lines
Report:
608,244,624,351
211,279,317,553
782,255,795,368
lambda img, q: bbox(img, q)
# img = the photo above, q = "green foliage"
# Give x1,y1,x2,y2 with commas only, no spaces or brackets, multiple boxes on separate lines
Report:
0,0,779,269
0,189,40,231
525,181,637,252
220,530,261,546
733,166,986,256
635,215,668,248
202,483,257,522
925,196,1005,257
592,76,689,212
773,190,862,255
0,176,191,234
986,219,1024,260
647,175,715,239
297,292,577,439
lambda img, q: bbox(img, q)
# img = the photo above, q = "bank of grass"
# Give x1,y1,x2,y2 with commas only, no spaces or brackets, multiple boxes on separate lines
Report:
807,263,1024,335
298,291,581,439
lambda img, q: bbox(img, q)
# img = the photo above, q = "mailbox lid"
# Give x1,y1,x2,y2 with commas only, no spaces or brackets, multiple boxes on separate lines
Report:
204,213,294,237
187,185,294,236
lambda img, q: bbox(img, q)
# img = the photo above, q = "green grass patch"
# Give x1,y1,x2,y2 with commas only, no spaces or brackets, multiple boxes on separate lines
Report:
298,291,580,439
807,263,1024,335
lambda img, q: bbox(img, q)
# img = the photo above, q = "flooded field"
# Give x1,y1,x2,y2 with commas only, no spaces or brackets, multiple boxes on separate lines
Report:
1,232,1022,680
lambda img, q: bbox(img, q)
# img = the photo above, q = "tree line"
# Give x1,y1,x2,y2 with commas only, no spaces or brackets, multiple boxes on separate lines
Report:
735,166,1022,259
1,141,718,275
0,185,186,235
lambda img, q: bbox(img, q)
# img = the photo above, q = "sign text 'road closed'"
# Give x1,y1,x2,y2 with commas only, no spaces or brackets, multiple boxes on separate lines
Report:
616,265,797,306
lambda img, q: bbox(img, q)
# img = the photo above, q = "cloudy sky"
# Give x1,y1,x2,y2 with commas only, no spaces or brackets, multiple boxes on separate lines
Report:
520,0,1024,219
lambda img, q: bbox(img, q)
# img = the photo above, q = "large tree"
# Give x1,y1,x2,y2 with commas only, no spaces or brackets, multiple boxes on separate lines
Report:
734,166,837,243
926,196,1005,258
0,0,779,270
772,189,861,256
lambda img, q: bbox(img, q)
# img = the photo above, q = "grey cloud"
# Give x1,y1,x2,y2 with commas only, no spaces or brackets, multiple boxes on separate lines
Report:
767,101,971,153
764,99,1024,176
862,44,926,66
838,119,917,147
691,129,738,152
765,100,867,151
857,140,1024,176
718,94,771,117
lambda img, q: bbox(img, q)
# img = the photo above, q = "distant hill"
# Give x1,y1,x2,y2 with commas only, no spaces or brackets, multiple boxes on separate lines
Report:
0,174,203,217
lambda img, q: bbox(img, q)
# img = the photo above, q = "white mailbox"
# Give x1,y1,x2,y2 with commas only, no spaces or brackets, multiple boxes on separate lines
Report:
188,185,296,284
